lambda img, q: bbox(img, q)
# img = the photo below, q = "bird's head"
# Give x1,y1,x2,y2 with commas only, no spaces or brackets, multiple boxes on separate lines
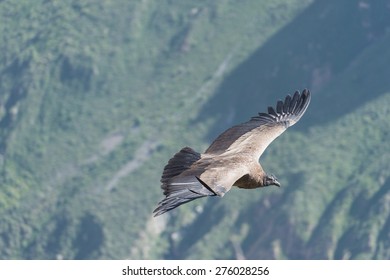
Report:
264,173,281,187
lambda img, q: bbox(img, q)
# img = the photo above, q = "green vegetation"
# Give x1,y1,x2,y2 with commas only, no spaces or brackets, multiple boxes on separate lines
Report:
0,0,389,259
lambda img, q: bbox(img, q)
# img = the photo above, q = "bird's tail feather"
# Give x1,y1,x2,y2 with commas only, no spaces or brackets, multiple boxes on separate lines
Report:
153,176,217,216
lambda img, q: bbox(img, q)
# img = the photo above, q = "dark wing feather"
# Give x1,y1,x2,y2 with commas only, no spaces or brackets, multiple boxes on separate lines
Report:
283,95,291,113
268,106,277,116
205,89,311,159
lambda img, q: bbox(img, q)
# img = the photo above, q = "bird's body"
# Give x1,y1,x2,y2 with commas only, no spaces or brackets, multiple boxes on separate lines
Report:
154,89,311,216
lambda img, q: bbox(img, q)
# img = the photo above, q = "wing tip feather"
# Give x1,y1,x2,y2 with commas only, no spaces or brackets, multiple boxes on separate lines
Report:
252,89,311,126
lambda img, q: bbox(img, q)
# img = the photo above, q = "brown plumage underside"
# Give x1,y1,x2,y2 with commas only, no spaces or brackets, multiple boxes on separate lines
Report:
154,89,311,216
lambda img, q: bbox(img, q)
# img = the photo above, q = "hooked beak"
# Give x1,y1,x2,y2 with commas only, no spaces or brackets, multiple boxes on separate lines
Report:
274,180,281,187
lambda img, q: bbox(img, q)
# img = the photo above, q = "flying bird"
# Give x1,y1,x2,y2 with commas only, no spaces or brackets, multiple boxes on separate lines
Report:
154,89,311,216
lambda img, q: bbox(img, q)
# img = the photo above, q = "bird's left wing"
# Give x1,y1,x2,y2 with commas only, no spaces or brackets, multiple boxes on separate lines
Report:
205,89,311,160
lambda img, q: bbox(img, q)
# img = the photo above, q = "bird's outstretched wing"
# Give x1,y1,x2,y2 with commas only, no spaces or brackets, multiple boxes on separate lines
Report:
205,89,311,160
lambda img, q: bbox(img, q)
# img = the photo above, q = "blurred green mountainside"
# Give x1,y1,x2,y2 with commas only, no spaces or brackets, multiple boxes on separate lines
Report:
0,0,389,259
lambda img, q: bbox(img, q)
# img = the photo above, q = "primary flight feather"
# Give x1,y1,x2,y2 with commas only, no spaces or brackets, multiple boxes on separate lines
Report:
154,89,311,216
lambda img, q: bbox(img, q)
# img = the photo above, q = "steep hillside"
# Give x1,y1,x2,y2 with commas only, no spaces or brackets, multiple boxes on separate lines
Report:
1,0,389,260
162,91,390,259
201,0,390,133
156,0,390,260
0,0,312,259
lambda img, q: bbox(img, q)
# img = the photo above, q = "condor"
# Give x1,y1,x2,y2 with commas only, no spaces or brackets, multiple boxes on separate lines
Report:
154,89,311,216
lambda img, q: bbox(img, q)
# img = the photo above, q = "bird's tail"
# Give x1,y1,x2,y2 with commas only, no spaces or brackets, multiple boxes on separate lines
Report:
160,147,201,184
154,147,217,216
